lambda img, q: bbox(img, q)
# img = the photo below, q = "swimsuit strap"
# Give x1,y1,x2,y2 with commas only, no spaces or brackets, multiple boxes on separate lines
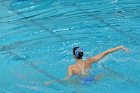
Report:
77,61,86,75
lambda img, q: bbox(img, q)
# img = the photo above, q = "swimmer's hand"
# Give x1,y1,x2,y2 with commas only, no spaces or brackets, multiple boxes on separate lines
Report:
44,80,60,86
119,46,129,53
94,73,104,81
44,81,52,86
44,79,65,86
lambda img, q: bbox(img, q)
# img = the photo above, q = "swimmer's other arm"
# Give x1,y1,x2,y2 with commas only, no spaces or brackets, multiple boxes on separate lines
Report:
86,46,129,65
44,66,73,85
64,66,73,80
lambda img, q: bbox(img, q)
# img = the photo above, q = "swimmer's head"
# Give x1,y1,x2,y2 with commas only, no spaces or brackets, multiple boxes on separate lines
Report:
73,47,83,59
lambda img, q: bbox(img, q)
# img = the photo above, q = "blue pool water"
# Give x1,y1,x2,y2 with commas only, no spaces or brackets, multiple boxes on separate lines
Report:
0,0,140,93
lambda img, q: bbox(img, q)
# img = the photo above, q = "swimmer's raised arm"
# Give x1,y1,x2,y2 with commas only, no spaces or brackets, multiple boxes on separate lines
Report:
86,46,129,65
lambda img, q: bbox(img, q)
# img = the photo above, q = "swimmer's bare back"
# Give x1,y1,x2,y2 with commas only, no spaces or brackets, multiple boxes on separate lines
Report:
44,46,129,85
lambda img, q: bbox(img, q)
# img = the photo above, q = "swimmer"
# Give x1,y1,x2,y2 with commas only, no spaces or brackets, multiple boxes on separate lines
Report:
45,46,129,85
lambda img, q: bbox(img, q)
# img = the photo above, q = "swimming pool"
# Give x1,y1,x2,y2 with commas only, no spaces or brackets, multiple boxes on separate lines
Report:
0,0,140,93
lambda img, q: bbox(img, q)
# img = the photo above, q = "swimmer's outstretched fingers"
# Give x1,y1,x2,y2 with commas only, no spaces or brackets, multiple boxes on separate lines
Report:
119,46,130,53
44,79,65,86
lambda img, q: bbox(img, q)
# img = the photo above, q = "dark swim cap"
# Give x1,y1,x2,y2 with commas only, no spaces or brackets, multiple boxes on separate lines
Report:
73,47,83,59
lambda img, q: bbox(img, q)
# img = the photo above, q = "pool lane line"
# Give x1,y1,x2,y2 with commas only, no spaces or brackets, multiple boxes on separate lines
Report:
6,50,62,81
101,63,138,86
1,0,139,46
0,1,70,89
68,2,139,46
1,47,67,92
0,0,68,45
2,2,73,91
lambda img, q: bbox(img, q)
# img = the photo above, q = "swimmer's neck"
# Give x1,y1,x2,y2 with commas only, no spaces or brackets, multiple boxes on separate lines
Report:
76,59,83,64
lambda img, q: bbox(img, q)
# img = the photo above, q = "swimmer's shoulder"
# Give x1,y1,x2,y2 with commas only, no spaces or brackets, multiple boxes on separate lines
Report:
68,64,78,71
68,64,75,70
84,58,93,67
